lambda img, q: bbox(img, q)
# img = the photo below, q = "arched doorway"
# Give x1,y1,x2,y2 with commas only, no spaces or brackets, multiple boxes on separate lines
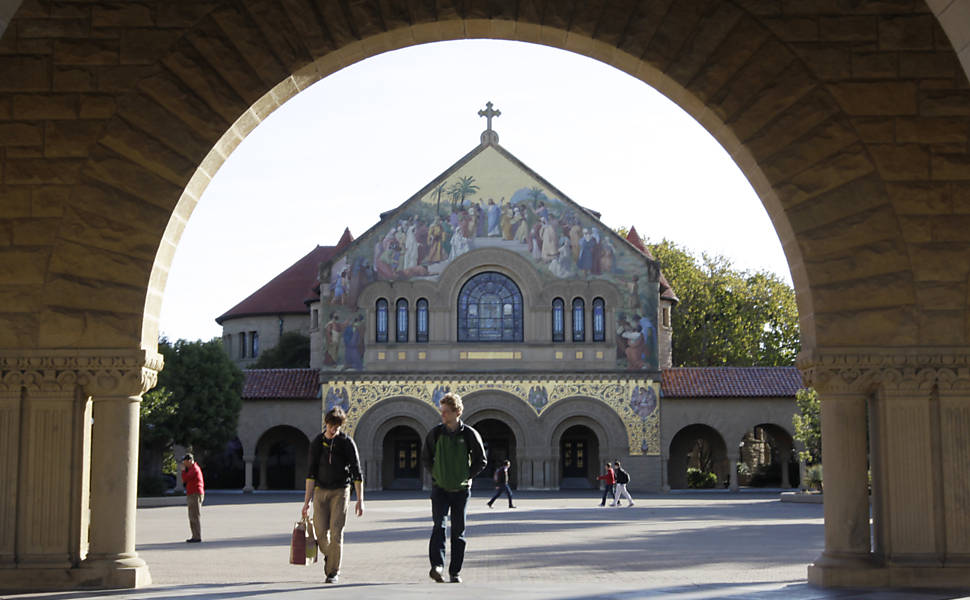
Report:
559,424,598,489
382,425,422,490
668,424,729,490
739,424,798,489
255,426,309,490
472,418,517,488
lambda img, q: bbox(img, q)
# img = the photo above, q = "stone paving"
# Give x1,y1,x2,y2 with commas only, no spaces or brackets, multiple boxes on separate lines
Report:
6,490,970,600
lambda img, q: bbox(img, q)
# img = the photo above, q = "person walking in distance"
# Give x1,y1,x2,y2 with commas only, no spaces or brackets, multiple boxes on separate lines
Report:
597,462,616,507
181,453,204,543
423,393,487,583
487,459,516,509
613,460,634,507
302,407,365,584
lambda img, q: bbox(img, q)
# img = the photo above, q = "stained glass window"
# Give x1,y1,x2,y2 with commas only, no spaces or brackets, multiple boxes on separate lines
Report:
396,298,409,343
416,298,429,343
457,272,523,342
552,298,565,342
592,297,605,342
376,298,388,343
572,298,585,342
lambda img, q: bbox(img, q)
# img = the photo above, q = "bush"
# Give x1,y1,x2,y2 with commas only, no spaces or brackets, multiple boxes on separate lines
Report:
804,464,823,491
138,475,169,497
687,467,717,489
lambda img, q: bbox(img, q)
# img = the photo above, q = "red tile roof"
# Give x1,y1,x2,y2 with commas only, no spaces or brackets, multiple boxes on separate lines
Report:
216,229,353,324
626,226,678,302
242,368,320,400
661,366,803,398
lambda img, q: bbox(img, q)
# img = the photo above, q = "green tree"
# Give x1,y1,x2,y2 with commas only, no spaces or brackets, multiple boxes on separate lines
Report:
141,338,244,463
792,387,821,465
448,175,479,209
250,331,311,368
647,238,799,366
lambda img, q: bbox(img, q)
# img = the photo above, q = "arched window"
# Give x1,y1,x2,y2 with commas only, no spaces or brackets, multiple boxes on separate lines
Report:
376,298,388,343
572,298,586,342
592,297,606,342
552,298,565,342
457,271,523,342
416,298,429,343
396,298,409,343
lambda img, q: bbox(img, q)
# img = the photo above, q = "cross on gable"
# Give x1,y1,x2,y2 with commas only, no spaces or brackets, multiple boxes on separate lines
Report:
478,101,501,132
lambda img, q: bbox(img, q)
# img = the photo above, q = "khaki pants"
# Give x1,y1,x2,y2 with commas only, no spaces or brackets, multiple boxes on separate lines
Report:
312,486,349,577
187,493,203,540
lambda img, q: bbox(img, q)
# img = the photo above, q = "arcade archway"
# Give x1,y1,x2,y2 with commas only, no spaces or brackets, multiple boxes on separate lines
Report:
668,424,729,490
254,426,309,491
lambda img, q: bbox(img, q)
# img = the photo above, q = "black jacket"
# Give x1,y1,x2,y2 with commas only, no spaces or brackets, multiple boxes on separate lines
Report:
307,431,363,489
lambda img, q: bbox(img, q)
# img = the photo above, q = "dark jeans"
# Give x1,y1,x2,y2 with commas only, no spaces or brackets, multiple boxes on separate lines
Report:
600,483,615,506
429,485,471,575
488,484,514,507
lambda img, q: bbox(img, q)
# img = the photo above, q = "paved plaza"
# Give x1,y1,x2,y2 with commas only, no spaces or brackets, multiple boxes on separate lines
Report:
6,491,969,600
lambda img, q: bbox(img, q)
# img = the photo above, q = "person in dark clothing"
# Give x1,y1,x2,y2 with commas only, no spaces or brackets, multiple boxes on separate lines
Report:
302,407,364,584
487,459,516,508
423,393,487,583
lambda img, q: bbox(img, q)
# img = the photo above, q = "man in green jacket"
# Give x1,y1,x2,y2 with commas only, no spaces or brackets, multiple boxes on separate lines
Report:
423,393,487,583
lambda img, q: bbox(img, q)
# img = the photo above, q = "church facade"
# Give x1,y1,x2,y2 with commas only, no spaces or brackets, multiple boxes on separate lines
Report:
220,121,801,493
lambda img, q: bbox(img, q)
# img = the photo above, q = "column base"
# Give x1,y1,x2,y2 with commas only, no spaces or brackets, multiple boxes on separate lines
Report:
809,554,970,588
0,559,150,592
243,486,254,493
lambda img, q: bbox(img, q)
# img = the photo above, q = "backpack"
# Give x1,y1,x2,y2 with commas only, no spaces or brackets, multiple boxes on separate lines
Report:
616,467,630,484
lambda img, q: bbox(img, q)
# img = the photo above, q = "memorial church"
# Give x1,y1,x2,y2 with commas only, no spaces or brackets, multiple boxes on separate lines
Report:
218,106,802,493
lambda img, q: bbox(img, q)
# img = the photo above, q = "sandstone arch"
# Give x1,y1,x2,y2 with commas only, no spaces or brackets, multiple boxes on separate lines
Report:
2,0,970,590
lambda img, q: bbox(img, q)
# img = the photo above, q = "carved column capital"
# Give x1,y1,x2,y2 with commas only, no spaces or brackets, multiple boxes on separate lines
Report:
0,348,164,397
799,347,970,396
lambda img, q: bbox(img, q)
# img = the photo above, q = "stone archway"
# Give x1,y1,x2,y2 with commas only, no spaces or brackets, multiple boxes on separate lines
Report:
2,0,970,591
469,417,518,487
382,424,422,490
254,425,309,491
668,424,729,490
739,423,798,489
559,424,599,489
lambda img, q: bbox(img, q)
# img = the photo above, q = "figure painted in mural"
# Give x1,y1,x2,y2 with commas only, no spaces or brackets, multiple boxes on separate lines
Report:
475,202,487,238
638,314,656,358
540,217,558,262
500,204,513,240
487,198,501,237
487,459,516,509
426,217,447,263
423,393,487,584
590,228,603,275
599,240,615,273
449,224,471,260
549,236,575,278
577,228,595,274
512,207,529,243
181,453,204,543
623,324,648,370
302,407,365,584
569,221,583,261
597,461,617,507
324,313,346,366
402,220,419,271
529,220,543,260
342,315,365,370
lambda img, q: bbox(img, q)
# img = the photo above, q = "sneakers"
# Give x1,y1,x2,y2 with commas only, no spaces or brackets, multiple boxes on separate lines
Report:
325,574,339,584
487,502,493,508
509,505,517,508
429,565,444,583
627,503,635,507
185,538,201,543
450,573,462,583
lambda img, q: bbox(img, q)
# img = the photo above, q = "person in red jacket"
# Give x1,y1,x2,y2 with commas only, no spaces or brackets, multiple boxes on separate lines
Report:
596,462,616,507
181,453,205,543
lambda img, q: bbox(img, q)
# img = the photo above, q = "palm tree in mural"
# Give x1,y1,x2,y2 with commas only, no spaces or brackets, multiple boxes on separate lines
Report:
527,186,544,208
448,175,480,210
433,182,447,216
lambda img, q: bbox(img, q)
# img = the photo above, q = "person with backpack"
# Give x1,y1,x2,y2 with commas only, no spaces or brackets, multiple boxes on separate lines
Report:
613,460,634,507
597,462,616,507
487,459,516,509
423,393,487,583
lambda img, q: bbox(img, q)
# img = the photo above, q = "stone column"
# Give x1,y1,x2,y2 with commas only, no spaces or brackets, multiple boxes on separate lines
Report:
172,444,186,493
243,454,254,493
0,383,20,568
81,352,160,589
779,446,791,489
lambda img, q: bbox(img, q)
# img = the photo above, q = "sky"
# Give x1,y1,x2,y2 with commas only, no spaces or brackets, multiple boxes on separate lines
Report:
158,40,790,343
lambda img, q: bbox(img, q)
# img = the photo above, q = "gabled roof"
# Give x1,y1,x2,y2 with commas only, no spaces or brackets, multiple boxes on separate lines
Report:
661,366,802,398
626,227,678,303
242,368,320,400
216,229,353,324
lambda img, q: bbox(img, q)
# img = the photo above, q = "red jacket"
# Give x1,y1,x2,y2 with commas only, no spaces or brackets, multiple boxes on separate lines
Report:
597,468,616,485
182,462,205,495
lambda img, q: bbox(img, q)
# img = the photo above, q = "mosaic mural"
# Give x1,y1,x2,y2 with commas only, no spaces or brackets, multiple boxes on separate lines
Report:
319,145,660,372
325,376,661,456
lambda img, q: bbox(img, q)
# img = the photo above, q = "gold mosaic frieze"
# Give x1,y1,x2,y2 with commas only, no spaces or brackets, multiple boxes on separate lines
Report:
323,375,660,455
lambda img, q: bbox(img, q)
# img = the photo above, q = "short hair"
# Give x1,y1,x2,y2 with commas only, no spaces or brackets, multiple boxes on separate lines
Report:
503,459,511,466
325,407,347,427
614,461,621,467
440,393,463,415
